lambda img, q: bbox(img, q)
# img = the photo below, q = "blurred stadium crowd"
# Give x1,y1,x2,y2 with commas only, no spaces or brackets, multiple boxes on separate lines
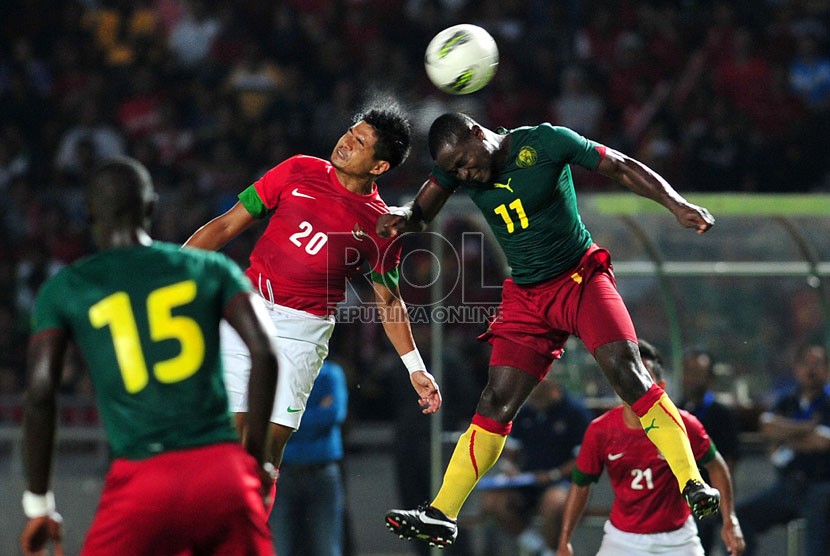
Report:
0,0,829,421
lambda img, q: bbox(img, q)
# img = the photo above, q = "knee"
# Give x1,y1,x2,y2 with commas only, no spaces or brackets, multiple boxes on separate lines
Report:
477,385,515,423
595,342,651,405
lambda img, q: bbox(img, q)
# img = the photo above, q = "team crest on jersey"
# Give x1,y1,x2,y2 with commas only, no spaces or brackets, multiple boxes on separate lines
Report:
516,146,537,168
352,223,366,241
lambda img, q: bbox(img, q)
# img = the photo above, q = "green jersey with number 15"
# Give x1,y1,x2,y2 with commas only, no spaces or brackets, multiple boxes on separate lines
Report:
30,242,250,459
431,124,603,284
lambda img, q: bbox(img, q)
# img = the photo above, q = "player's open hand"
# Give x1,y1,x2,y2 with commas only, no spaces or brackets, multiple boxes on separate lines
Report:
376,212,407,238
409,370,442,414
674,202,715,234
20,513,64,556
722,515,745,555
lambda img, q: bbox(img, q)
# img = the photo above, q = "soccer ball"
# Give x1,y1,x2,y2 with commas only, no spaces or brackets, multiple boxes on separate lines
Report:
424,24,499,95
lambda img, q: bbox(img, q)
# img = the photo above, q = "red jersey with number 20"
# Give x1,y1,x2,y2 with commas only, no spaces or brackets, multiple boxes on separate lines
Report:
575,406,714,534
244,155,401,316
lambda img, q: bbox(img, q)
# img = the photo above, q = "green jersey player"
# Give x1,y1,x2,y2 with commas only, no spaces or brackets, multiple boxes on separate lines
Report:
379,112,719,548
21,157,278,556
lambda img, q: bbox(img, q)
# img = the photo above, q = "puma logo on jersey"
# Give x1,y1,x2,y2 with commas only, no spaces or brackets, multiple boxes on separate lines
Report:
493,178,513,193
643,418,660,435
291,188,316,200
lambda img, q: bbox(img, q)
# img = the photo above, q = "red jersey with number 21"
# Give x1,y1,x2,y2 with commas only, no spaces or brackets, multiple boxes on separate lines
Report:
575,406,712,534
245,155,400,316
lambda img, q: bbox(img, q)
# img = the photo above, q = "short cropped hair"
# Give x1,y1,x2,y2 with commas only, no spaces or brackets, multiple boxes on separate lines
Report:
428,112,475,160
358,103,411,170
87,157,155,227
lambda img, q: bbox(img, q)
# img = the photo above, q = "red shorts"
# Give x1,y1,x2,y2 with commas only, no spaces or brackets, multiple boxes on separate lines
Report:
479,244,637,378
81,443,274,556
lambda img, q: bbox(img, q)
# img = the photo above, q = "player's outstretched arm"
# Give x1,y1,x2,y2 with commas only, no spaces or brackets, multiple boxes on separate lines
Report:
376,179,452,238
557,482,592,556
372,281,442,414
183,202,257,251
595,148,714,234
704,452,745,556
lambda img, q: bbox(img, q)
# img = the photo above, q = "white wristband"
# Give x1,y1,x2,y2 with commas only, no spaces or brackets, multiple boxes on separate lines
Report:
389,205,413,220
22,490,55,519
401,349,426,375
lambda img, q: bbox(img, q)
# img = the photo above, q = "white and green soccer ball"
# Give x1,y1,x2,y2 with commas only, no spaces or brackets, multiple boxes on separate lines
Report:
424,24,499,95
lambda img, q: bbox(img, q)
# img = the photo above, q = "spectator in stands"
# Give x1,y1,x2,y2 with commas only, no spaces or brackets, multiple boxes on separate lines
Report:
81,0,161,67
478,377,591,556
270,360,350,556
680,348,742,554
737,343,830,556
549,64,606,138
224,41,288,123
681,349,741,470
167,0,223,69
54,98,126,177
788,32,830,112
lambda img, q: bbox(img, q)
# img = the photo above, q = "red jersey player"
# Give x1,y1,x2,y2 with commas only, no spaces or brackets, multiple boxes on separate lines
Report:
184,105,442,483
557,340,744,556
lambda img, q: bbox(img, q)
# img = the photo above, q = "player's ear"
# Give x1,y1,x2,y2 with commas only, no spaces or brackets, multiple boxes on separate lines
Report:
370,160,391,176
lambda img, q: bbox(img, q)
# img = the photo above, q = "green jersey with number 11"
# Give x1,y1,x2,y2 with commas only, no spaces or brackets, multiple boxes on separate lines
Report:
431,124,603,284
30,242,250,459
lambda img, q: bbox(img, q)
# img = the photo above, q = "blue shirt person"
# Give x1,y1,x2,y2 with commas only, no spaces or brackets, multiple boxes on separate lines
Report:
736,344,830,556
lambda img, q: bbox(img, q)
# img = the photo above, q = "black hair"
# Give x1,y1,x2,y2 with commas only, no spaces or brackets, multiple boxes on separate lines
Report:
87,157,155,227
428,112,475,160
638,339,665,382
357,101,411,170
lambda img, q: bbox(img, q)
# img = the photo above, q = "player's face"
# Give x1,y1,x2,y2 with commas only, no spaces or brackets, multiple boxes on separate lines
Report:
435,134,495,183
681,355,711,395
331,121,385,177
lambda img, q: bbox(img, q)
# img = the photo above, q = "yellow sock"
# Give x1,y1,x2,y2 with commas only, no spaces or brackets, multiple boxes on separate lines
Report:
431,424,506,519
637,392,704,491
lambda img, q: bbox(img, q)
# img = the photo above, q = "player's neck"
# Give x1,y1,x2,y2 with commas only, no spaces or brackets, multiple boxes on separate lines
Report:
100,228,152,249
622,405,641,429
334,169,375,195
